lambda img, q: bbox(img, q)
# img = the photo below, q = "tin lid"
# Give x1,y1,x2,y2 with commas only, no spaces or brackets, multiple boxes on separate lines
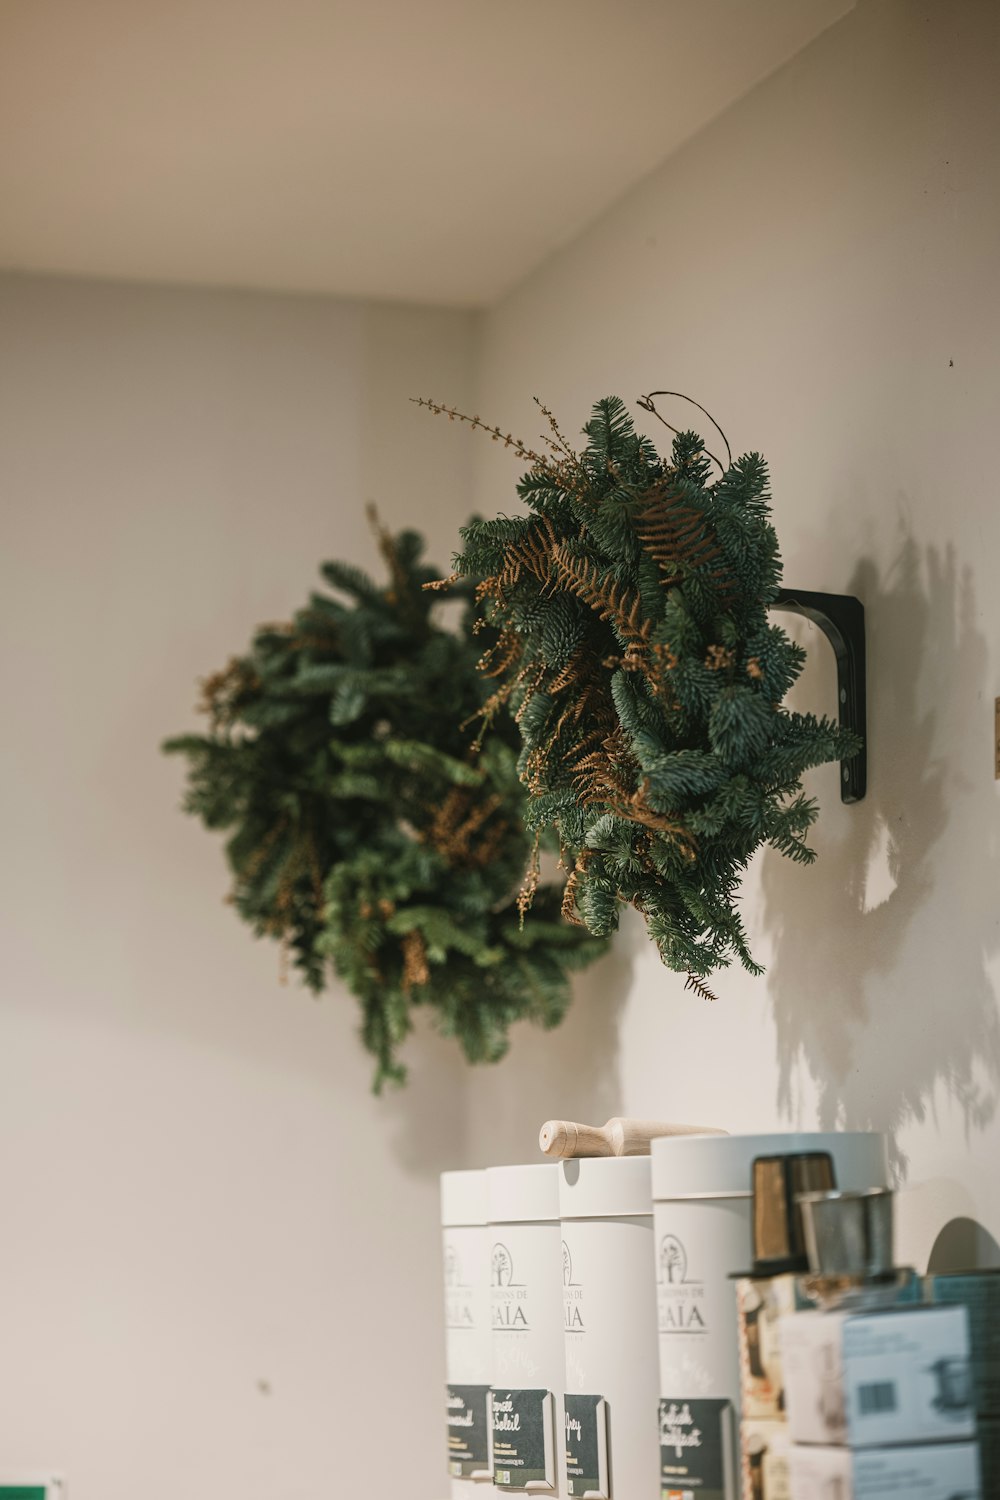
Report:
558,1156,653,1219
487,1163,559,1224
651,1131,888,1201
440,1169,488,1227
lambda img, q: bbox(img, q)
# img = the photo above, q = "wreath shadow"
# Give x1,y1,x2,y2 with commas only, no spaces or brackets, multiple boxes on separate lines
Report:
427,935,633,1170
761,524,1000,1179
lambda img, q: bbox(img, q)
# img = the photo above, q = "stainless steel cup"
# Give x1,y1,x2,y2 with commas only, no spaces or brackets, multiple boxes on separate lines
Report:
797,1187,894,1278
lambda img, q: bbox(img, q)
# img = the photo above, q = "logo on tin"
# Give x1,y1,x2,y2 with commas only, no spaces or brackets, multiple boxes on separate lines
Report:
491,1242,514,1286
562,1238,584,1331
659,1233,688,1284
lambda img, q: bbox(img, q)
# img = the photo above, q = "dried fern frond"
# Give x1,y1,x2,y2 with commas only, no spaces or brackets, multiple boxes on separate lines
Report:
551,546,651,645
479,627,523,680
684,972,718,1003
633,486,718,569
606,780,695,855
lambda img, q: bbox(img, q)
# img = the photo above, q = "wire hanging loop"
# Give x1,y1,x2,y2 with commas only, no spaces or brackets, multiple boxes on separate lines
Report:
636,390,733,476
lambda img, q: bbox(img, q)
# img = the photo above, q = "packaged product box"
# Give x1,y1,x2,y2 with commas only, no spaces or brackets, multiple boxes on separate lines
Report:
780,1304,975,1447
740,1418,789,1500
924,1268,1000,1416
737,1272,921,1421
787,1440,981,1499
977,1415,999,1498
735,1275,803,1420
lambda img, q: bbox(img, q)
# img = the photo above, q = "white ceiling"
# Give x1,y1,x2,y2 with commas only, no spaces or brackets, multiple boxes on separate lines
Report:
0,0,851,308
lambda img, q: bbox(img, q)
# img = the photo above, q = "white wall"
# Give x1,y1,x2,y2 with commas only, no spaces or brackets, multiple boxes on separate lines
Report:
0,274,479,1497
5,4,1000,1491
466,0,1000,1270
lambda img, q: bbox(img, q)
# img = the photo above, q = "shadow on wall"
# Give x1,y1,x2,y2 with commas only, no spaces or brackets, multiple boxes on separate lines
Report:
762,524,1000,1177
381,1013,468,1176
450,935,634,1169
927,1215,1000,1273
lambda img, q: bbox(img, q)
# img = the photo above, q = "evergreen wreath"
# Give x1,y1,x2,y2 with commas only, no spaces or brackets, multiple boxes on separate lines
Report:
164,515,605,1088
420,392,859,998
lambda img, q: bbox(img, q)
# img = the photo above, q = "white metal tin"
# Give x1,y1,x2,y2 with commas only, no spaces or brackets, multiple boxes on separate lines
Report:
442,1170,493,1496
651,1131,889,1500
559,1158,659,1500
650,1130,889,1204
487,1165,565,1497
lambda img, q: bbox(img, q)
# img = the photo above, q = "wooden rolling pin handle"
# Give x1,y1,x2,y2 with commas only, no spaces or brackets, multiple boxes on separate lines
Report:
539,1116,726,1158
608,1117,725,1154
539,1120,613,1158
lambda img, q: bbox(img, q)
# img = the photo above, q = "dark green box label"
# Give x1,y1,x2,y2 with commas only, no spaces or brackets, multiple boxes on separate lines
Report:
447,1383,490,1477
565,1393,607,1497
659,1397,734,1499
0,1490,49,1499
493,1387,551,1487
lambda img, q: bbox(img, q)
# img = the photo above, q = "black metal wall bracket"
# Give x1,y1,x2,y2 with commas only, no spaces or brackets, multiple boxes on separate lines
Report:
770,589,867,804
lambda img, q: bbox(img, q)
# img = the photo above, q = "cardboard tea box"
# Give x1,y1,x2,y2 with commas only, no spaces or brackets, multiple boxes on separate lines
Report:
739,1418,790,1500
924,1269,1000,1417
780,1304,975,1447
978,1416,999,1498
923,1274,1000,1498
736,1275,804,1420
737,1268,922,1425
787,1440,981,1498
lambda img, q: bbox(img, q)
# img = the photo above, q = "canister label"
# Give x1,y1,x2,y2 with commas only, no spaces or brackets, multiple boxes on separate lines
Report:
565,1394,608,1498
493,1388,553,1487
659,1398,734,1500
446,1383,490,1476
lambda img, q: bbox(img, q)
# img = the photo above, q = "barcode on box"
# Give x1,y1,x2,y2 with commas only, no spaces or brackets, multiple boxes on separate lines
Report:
858,1381,897,1415
496,1472,511,1485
